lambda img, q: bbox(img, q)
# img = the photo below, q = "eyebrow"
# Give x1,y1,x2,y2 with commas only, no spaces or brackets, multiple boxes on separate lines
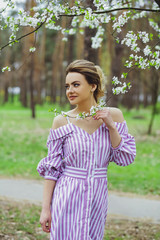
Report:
65,81,81,86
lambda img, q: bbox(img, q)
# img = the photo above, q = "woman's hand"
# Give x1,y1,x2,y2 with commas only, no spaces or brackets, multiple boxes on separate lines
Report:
40,208,52,233
93,108,116,130
94,107,124,148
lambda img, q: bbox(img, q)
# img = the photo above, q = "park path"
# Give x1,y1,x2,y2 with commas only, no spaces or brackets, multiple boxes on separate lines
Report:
0,178,160,224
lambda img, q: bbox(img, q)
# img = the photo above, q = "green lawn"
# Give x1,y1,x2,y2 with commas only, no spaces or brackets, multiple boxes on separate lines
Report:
0,102,160,195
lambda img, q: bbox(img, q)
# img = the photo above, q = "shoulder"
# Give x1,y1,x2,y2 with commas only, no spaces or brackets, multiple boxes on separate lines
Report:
52,115,67,130
106,107,124,123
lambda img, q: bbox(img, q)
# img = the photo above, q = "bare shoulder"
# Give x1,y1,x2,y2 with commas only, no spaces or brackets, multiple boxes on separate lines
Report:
107,107,124,123
52,114,67,130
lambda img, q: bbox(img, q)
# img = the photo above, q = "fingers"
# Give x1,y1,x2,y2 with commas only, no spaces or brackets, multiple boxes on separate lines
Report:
40,219,51,233
40,210,51,233
48,218,51,232
93,110,107,120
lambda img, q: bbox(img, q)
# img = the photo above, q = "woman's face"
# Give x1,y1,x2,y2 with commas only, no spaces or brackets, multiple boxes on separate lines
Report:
65,72,96,105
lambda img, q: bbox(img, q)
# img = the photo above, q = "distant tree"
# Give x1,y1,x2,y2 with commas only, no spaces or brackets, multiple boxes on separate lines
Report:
0,0,159,131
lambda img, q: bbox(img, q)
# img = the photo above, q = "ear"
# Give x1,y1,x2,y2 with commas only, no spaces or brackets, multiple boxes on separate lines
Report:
91,84,97,92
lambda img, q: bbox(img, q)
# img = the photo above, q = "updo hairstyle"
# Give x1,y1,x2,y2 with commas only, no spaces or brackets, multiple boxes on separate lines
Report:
66,59,105,103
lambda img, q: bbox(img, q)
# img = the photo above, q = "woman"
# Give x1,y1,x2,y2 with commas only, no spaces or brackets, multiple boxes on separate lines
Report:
37,59,136,240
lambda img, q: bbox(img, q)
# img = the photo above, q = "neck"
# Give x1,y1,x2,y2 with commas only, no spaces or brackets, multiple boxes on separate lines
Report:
75,98,97,114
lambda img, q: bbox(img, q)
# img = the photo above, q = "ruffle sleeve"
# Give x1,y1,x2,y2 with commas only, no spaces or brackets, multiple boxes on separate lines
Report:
109,121,136,166
37,126,73,181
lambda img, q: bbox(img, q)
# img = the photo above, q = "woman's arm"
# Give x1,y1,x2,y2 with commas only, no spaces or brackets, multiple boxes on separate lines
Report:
94,107,136,166
38,116,67,233
40,179,56,233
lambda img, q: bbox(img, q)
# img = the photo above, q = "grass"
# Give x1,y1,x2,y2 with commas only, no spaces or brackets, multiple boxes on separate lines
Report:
0,101,160,195
0,200,49,240
108,106,160,195
1,200,160,240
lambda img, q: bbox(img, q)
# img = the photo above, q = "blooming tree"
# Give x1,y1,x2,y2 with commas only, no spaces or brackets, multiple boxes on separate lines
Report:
0,0,160,95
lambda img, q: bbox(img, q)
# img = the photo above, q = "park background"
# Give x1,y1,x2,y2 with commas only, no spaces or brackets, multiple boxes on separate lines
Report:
0,0,160,239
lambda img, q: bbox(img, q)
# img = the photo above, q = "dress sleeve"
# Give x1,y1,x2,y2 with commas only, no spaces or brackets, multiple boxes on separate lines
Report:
109,121,136,166
37,127,72,181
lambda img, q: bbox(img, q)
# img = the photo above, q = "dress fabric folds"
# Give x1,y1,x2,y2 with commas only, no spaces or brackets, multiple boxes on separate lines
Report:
37,121,136,240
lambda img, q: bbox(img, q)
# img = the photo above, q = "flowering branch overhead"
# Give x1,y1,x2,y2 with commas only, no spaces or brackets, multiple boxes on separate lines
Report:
0,0,160,95
0,22,45,51
59,7,160,17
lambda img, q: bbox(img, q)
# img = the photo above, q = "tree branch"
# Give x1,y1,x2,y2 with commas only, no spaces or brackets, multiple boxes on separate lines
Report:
0,6,159,52
154,0,160,8
60,7,160,17
0,22,45,51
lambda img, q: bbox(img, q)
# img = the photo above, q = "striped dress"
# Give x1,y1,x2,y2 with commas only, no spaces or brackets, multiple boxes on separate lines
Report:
37,119,136,240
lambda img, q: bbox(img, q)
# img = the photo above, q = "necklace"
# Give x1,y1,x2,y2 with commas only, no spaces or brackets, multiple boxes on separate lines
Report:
49,98,106,120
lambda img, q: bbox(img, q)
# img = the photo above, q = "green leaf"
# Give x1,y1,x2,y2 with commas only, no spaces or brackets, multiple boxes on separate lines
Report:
149,33,153,40
122,72,128,78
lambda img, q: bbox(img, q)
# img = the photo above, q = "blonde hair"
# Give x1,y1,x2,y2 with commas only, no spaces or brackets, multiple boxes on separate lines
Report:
66,59,105,102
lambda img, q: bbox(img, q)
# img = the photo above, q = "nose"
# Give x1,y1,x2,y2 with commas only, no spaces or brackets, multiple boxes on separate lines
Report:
67,86,74,93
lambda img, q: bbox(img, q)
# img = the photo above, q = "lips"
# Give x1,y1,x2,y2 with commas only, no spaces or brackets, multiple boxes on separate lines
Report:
69,96,77,100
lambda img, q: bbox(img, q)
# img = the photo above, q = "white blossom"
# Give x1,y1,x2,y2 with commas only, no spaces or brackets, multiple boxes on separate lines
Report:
149,19,160,34
69,28,76,35
2,66,11,72
138,31,149,43
143,45,152,56
112,82,131,95
125,61,132,68
62,37,68,42
91,26,104,49
139,0,145,7
112,12,130,33
112,76,121,85
29,47,36,52
0,0,160,92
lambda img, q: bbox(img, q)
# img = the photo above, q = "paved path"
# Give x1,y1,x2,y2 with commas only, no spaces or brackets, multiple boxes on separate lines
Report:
0,179,160,224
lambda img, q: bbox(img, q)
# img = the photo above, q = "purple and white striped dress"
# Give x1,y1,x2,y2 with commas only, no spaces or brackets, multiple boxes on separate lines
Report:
37,119,136,240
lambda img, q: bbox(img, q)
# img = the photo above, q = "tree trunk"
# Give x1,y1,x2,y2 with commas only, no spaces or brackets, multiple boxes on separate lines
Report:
3,49,11,104
40,27,46,103
76,19,84,59
147,70,159,134
51,34,61,103
29,54,35,118
28,0,36,118
83,0,99,64
106,21,123,107
51,18,66,103
67,34,75,64
19,0,30,107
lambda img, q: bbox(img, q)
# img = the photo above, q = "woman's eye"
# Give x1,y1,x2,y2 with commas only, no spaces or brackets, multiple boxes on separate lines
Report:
74,83,79,87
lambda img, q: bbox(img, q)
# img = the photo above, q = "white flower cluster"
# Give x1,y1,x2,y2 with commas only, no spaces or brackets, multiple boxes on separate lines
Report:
138,31,150,43
121,27,160,70
2,66,11,72
51,99,106,119
1,0,160,93
29,47,36,53
131,11,146,20
139,0,145,7
121,31,140,53
149,19,160,34
112,76,131,95
93,0,110,11
112,76,121,85
143,45,152,56
112,82,131,95
113,12,130,33
91,26,104,49
127,51,160,70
